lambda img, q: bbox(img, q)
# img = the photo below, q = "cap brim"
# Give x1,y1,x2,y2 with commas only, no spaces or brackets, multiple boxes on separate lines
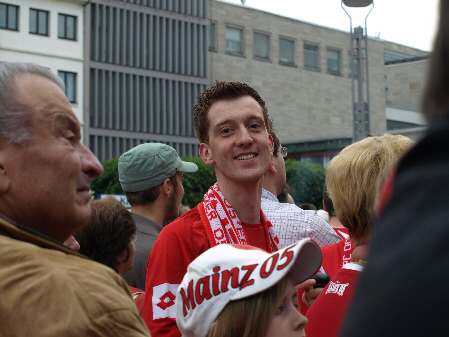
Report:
288,239,323,285
232,239,322,301
179,161,198,173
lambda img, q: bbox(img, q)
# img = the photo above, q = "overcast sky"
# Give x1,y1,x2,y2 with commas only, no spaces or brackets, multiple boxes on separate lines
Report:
222,0,439,52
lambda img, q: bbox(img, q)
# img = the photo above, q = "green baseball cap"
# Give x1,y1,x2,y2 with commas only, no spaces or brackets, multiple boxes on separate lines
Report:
118,143,198,192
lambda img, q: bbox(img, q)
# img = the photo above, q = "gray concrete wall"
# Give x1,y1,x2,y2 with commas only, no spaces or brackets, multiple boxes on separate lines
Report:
209,0,427,143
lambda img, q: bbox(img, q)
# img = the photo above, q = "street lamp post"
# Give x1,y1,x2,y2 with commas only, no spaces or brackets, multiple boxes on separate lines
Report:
342,0,374,142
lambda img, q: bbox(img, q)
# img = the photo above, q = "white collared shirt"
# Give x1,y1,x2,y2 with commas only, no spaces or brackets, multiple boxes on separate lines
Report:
261,189,342,247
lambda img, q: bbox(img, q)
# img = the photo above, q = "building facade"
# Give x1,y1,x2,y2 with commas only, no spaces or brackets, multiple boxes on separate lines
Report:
84,0,209,162
0,0,86,131
208,0,429,165
1,0,429,165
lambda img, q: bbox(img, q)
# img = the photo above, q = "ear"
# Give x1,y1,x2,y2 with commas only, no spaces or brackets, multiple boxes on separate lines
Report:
199,143,215,165
116,249,128,264
268,134,274,155
268,161,278,174
322,200,327,212
162,178,172,197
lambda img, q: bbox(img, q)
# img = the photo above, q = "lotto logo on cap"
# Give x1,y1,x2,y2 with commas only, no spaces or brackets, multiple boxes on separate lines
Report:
175,239,322,337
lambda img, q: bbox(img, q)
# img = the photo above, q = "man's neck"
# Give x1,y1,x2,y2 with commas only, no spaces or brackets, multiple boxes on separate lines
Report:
216,178,263,224
328,216,345,228
262,173,281,197
130,204,163,226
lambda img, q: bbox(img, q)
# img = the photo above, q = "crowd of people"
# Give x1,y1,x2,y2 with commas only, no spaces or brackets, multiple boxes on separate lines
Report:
0,1,448,336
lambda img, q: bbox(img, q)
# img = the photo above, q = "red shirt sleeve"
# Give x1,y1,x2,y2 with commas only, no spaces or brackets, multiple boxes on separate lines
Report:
142,208,209,337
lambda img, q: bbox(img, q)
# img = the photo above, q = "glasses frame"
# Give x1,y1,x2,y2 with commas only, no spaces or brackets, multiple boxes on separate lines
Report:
281,146,288,158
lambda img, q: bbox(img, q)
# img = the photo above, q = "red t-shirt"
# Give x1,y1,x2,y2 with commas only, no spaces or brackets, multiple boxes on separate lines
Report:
128,286,145,316
240,221,269,251
321,237,354,278
298,238,354,315
143,206,270,337
333,227,349,240
305,263,363,337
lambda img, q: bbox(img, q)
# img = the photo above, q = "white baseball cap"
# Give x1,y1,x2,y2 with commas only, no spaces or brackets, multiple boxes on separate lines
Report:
175,239,322,337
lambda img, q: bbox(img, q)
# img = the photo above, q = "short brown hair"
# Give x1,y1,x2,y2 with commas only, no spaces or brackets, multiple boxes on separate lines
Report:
74,197,136,272
269,129,281,157
277,184,294,203
125,174,177,206
193,81,272,144
325,134,414,241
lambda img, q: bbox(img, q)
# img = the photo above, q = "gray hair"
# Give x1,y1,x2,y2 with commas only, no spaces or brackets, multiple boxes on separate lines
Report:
0,62,65,144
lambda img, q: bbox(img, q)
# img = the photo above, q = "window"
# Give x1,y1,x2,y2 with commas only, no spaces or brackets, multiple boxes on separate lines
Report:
58,71,77,103
208,21,216,51
327,49,341,74
279,38,295,65
226,26,243,54
0,3,18,31
304,44,319,69
29,8,49,36
254,32,270,60
58,13,76,40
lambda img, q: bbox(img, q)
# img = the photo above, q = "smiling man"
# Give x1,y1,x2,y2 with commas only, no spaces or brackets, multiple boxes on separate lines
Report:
143,81,281,337
0,62,151,337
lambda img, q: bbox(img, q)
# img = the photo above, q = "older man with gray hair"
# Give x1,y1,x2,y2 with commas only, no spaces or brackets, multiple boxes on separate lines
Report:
0,62,151,337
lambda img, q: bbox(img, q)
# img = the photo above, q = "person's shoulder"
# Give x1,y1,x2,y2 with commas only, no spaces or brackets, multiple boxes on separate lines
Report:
0,234,125,290
155,206,205,246
152,205,209,260
321,238,347,253
263,199,306,216
162,206,201,233
178,206,201,221
0,236,143,322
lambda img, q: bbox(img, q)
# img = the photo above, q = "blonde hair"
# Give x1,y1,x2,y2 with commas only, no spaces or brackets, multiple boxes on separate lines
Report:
326,134,414,241
206,276,290,337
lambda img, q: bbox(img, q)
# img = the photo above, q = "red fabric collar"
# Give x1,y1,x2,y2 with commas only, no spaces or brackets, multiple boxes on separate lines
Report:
198,183,280,253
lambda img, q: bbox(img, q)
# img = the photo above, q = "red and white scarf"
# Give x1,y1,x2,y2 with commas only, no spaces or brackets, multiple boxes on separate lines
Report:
198,183,280,253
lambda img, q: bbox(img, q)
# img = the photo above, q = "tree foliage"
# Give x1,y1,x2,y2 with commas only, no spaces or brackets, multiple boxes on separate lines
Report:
285,158,326,209
90,157,122,195
180,156,216,208
90,156,325,210
90,156,216,208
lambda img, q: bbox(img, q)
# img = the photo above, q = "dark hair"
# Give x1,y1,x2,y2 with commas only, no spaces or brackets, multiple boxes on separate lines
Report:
277,184,294,203
299,203,317,211
269,129,281,157
125,174,177,206
421,0,449,122
322,184,336,216
74,197,136,272
193,81,272,144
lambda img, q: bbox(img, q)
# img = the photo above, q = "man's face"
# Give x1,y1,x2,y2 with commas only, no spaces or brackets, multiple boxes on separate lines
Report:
0,73,103,242
199,95,273,185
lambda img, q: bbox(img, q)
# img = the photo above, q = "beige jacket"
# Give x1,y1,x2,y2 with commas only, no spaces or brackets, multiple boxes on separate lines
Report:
0,216,151,337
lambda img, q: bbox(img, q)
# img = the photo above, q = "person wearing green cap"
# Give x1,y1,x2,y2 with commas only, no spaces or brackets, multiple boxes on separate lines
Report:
119,142,198,291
